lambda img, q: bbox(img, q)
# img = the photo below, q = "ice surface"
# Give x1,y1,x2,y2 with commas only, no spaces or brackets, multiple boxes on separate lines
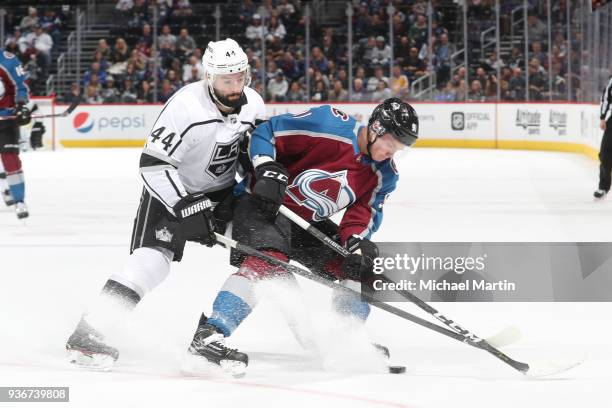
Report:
1,148,610,408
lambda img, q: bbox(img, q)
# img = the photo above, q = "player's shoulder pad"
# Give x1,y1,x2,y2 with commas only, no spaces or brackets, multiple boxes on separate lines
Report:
244,86,265,106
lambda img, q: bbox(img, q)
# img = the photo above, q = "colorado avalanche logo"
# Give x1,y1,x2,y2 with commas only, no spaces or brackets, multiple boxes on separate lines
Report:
286,169,356,221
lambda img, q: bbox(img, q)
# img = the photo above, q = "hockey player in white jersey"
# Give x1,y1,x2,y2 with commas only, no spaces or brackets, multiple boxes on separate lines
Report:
65,38,265,376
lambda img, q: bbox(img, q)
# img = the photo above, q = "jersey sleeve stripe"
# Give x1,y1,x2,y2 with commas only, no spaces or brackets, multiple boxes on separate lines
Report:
273,129,354,145
601,77,612,120
165,169,185,198
140,152,177,168
140,173,173,209
142,148,180,167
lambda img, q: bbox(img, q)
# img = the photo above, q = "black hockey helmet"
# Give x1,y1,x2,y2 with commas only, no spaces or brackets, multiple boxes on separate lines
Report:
368,98,419,147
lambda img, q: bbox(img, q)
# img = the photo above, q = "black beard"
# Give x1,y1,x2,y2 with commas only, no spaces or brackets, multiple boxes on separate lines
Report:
216,91,243,109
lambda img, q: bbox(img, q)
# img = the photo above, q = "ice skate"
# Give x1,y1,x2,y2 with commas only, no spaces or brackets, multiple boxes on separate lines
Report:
185,323,248,378
15,202,28,219
2,189,14,207
66,318,119,371
594,189,608,200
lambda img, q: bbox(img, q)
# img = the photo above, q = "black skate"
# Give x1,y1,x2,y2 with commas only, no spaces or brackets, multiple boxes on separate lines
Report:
2,189,14,207
594,189,608,200
186,323,248,378
66,318,119,371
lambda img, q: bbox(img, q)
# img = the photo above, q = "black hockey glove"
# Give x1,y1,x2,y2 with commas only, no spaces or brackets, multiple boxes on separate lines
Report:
342,235,379,282
173,192,217,247
30,121,45,149
252,161,289,219
15,103,32,126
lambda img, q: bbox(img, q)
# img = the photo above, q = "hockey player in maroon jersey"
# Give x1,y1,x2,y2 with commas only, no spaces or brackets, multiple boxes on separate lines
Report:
188,98,419,374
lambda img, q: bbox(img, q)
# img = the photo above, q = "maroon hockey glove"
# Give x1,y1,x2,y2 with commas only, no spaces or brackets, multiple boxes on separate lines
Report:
173,192,217,247
342,235,379,282
252,161,289,219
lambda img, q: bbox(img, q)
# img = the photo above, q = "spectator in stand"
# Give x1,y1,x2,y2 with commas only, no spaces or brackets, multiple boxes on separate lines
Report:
278,51,300,81
404,46,425,80
176,28,196,59
158,79,175,103
20,7,39,33
24,54,41,94
434,33,455,85
311,80,328,102
137,80,154,103
483,50,505,72
310,46,329,75
390,65,409,98
5,27,29,55
121,62,140,85
166,69,182,90
83,61,108,87
63,83,81,105
529,41,546,66
371,36,392,67
39,9,62,51
468,80,485,101
475,67,488,90
110,37,130,64
507,46,524,70
100,76,121,103
85,84,102,104
527,14,547,43
246,14,266,42
409,14,428,49
366,65,388,92
182,55,204,83
484,74,498,100
276,0,295,17
371,80,392,102
127,49,145,72
267,70,289,101
455,79,468,101
395,36,411,66
286,81,306,101
93,50,110,72
528,58,546,100
266,15,286,42
328,79,348,101
238,0,257,24
27,25,53,75
139,24,153,48
352,77,368,102
115,0,134,14
337,68,349,89
361,36,377,68
95,38,112,61
121,78,138,103
321,34,339,62
158,25,176,49
172,0,193,18
508,67,525,100
435,81,457,102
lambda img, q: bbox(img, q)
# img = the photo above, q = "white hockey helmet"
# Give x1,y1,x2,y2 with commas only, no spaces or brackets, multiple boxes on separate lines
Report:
202,38,251,110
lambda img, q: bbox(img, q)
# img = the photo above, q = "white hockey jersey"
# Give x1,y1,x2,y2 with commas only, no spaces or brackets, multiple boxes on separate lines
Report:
140,81,266,212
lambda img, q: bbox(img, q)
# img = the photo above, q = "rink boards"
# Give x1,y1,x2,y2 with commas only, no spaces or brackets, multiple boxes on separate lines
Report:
50,102,603,160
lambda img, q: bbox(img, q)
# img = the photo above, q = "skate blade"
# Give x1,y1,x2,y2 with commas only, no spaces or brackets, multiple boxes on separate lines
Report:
181,353,247,379
67,349,116,372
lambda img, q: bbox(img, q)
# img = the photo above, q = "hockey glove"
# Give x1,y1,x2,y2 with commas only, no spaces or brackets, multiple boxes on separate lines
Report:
30,121,45,149
173,192,217,247
15,103,32,126
342,235,379,282
252,161,289,219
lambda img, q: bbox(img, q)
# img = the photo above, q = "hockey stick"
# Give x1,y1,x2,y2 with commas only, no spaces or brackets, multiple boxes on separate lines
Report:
278,206,517,342
0,98,80,121
213,232,532,375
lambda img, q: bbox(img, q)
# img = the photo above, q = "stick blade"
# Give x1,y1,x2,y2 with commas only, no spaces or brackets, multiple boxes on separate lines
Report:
524,355,586,378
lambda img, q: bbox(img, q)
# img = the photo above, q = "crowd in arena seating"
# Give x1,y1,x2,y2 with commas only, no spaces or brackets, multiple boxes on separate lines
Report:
2,1,581,103
3,6,67,95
